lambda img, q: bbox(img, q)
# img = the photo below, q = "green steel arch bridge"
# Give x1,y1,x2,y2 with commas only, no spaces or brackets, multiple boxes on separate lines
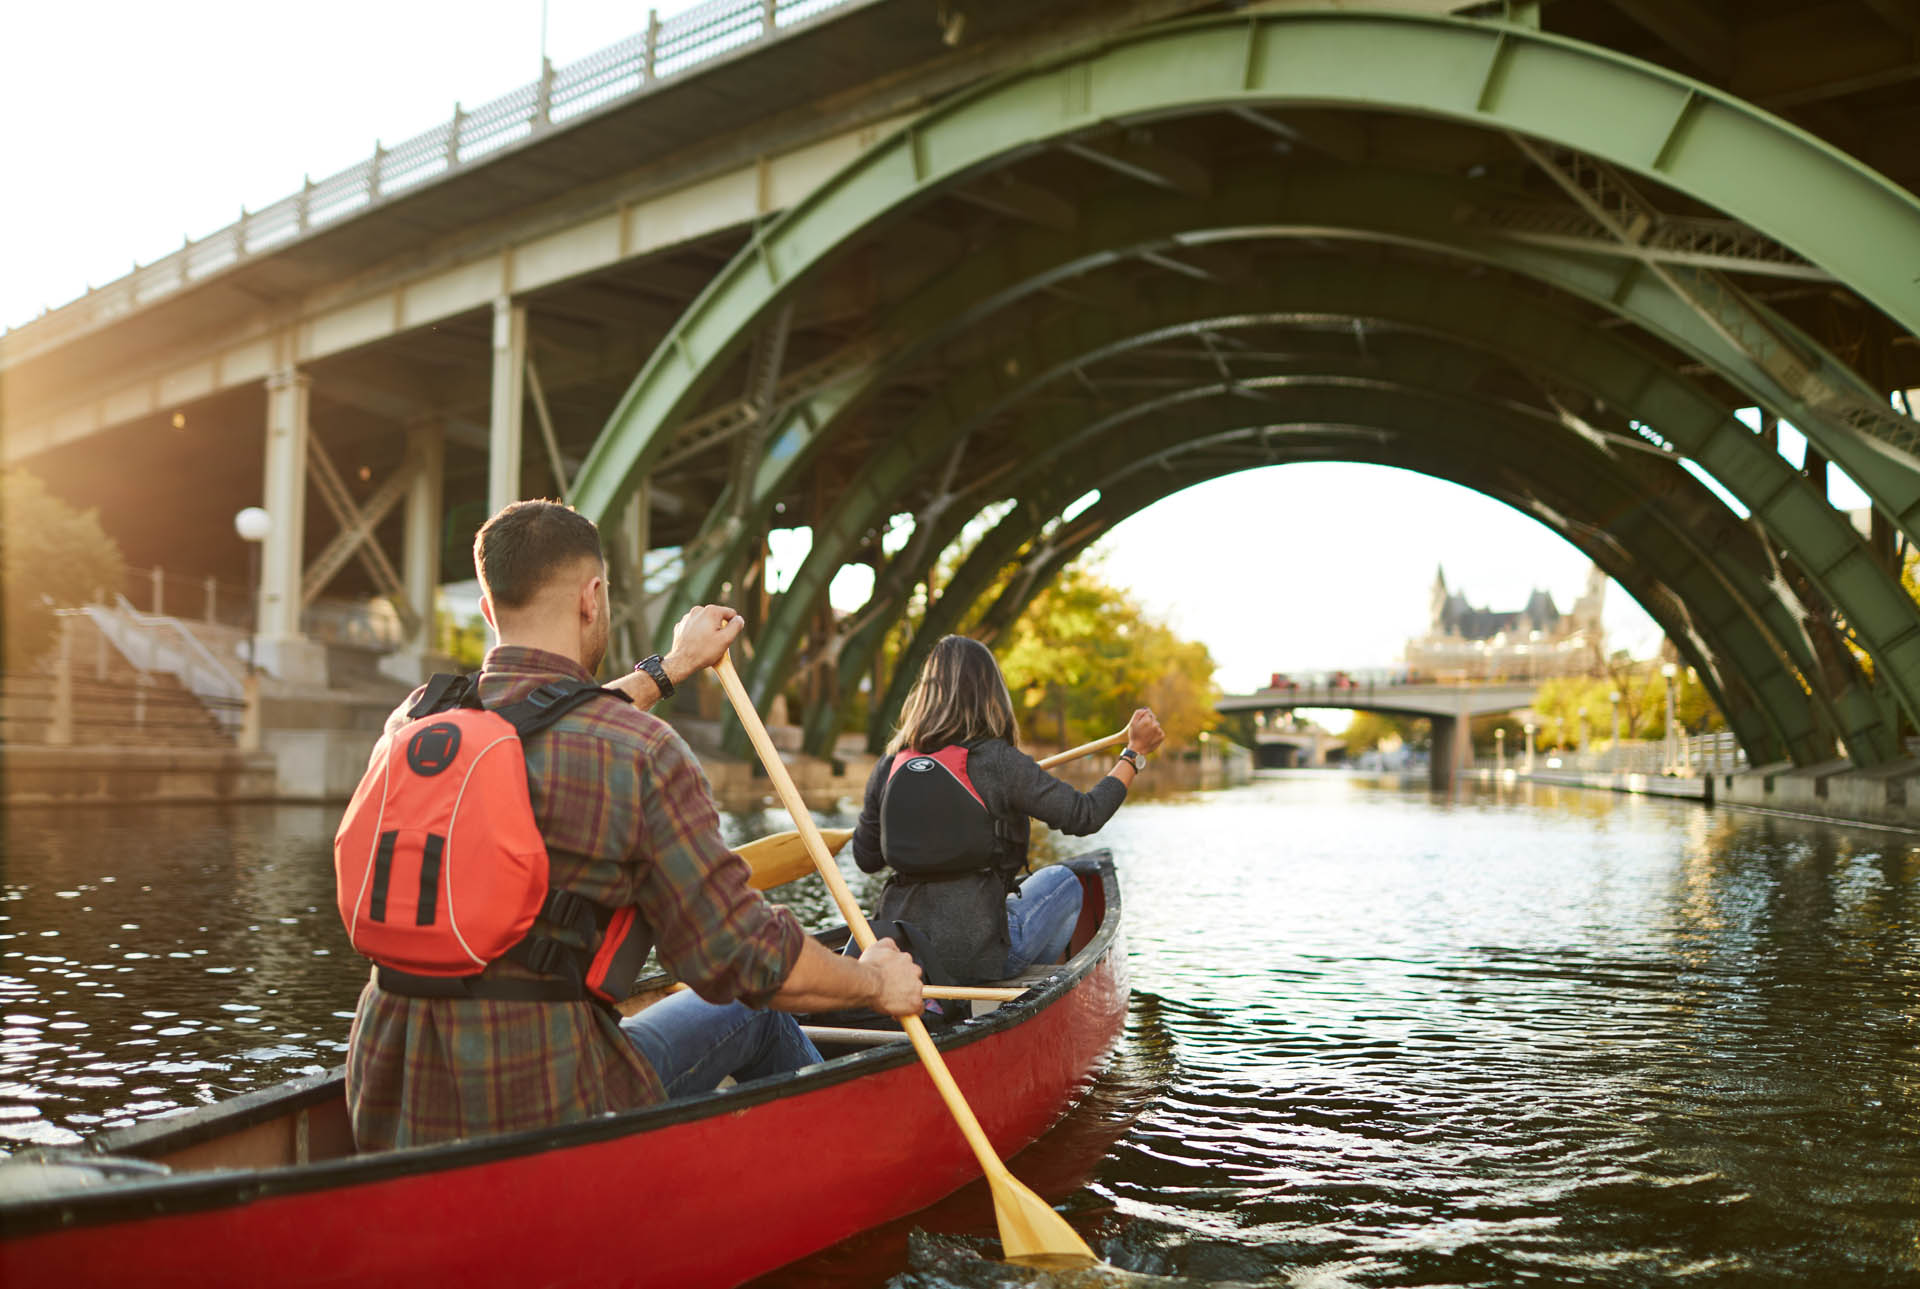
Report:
6,0,1919,807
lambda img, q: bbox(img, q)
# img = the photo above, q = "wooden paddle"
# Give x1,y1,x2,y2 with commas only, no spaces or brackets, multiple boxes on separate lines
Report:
740,827,855,891
1036,728,1129,770
714,653,1097,1268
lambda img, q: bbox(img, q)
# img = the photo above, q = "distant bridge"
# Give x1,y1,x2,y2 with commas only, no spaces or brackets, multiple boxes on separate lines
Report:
1218,679,1540,787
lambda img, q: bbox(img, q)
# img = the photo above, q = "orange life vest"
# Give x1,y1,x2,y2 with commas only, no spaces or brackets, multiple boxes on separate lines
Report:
334,673,649,1005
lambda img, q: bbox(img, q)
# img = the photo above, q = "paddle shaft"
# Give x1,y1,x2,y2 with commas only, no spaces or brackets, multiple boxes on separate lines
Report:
714,656,1031,1189
1035,728,1129,770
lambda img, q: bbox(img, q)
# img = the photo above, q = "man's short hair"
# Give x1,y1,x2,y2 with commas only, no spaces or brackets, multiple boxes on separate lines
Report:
474,500,604,610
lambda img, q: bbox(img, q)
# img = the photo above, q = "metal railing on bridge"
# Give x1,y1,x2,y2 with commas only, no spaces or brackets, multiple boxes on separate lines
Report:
7,0,856,348
1527,732,1747,777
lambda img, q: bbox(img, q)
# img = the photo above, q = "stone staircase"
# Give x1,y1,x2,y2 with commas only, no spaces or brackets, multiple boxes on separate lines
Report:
1,616,238,750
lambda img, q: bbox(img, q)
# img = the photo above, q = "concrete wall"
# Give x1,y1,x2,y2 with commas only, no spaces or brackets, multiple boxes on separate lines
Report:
3,746,278,806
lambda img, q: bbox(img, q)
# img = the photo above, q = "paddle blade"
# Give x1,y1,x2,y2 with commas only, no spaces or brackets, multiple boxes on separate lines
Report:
737,827,854,890
988,1167,1097,1267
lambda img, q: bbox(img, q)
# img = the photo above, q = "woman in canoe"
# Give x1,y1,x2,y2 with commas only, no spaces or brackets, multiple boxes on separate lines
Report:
852,634,1163,985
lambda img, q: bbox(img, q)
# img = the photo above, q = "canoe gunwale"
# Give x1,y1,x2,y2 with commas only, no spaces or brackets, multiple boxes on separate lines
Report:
0,853,1122,1239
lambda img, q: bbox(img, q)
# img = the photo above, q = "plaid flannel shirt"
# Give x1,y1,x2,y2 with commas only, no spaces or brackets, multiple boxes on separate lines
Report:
345,645,804,1150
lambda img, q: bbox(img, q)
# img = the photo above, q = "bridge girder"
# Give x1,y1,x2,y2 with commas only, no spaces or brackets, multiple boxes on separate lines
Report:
817,379,1862,768
562,9,1920,769
735,264,1920,758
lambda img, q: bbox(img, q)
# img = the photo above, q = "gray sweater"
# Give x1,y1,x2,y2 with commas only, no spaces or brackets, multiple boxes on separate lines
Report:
851,738,1126,982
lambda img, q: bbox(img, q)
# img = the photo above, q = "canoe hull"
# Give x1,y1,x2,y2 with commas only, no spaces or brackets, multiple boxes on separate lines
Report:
0,861,1127,1289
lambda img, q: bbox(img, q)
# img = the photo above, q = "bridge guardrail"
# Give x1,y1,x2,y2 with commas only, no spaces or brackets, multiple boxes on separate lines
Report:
5,0,855,349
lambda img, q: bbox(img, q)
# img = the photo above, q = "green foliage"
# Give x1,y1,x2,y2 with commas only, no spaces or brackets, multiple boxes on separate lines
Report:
1471,712,1526,756
1343,711,1426,755
1,471,125,669
436,596,490,670
1530,660,1722,748
995,563,1220,750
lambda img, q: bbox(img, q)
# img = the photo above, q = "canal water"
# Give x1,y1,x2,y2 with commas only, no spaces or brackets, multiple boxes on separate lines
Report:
4,773,1918,1286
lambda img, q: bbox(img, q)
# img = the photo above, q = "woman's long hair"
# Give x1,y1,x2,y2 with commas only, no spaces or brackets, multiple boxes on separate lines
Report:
889,635,1021,753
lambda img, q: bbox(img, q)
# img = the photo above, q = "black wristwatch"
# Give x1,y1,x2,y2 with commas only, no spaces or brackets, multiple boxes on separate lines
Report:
633,654,674,700
1118,747,1146,772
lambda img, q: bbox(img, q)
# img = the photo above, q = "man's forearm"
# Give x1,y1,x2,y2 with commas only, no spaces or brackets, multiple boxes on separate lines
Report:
764,937,883,1014
607,649,699,712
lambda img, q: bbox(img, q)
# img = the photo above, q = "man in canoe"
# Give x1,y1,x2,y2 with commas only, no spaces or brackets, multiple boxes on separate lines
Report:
339,500,923,1150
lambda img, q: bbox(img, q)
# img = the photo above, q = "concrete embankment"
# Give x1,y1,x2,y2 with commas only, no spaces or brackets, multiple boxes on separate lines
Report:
1484,759,1920,832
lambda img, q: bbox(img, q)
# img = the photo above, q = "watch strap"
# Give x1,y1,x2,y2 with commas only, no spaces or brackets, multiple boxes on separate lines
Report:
633,654,674,700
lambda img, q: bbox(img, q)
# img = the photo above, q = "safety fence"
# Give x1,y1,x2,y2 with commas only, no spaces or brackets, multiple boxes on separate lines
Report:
1525,732,1746,777
115,565,405,651
9,0,855,349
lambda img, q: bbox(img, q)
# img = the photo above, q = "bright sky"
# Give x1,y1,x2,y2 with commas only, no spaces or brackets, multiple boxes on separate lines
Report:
4,3,1864,708
0,2,681,329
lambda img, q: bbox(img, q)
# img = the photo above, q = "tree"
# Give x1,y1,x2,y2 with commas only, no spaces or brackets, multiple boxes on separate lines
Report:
436,595,489,669
1,470,125,670
995,563,1220,749
1343,711,1424,756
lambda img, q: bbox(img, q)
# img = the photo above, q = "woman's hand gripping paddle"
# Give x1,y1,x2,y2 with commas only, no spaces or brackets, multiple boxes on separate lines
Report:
713,653,1098,1268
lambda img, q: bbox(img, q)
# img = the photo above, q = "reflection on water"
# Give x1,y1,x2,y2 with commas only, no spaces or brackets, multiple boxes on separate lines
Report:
0,802,874,1149
6,775,1920,1286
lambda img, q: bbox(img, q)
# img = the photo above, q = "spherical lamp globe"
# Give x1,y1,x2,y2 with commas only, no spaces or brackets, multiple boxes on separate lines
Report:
234,507,272,543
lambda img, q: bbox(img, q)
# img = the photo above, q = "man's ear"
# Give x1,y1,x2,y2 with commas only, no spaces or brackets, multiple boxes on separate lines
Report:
580,571,604,625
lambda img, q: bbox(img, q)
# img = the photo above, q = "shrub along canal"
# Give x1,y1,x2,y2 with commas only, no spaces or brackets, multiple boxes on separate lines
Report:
4,773,1917,1286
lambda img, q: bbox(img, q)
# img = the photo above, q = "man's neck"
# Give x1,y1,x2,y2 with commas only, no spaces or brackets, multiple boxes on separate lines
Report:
491,629,584,671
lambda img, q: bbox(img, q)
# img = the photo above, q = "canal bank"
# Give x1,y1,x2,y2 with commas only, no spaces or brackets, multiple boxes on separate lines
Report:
1487,757,1920,833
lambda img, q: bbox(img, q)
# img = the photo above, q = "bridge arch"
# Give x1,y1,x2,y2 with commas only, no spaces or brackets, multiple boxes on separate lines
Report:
642,172,1920,653
826,379,1861,767
734,263,1920,753
564,9,1920,773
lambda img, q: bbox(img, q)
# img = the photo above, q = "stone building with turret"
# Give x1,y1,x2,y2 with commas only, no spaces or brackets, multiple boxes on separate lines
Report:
1405,566,1607,681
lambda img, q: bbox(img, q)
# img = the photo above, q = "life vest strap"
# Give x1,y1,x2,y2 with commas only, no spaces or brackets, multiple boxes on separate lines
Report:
374,966,593,1004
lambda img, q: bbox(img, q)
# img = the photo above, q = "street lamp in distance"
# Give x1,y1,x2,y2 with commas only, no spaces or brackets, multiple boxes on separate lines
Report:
1660,662,1679,775
234,507,271,751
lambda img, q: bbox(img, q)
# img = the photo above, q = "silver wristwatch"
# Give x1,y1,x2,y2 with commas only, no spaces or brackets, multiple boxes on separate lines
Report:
1118,747,1146,771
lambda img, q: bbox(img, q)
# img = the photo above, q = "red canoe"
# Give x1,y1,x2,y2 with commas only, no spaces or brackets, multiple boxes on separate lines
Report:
0,855,1128,1289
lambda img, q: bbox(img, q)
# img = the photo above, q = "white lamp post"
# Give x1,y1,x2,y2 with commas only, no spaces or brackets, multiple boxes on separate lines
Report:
234,507,271,751
1661,661,1679,775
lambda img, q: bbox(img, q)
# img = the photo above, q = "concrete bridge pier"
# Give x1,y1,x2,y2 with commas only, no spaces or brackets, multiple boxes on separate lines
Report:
255,367,327,685
1429,709,1474,792
378,417,447,685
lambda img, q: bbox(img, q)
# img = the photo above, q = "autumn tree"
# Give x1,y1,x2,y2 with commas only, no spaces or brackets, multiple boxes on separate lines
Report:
1,470,125,670
995,564,1220,750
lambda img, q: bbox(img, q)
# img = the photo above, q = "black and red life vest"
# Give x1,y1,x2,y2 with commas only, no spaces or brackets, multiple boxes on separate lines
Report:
878,744,1023,883
333,672,650,1005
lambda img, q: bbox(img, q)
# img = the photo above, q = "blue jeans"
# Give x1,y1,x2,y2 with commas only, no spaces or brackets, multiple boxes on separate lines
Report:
618,992,822,1099
1003,864,1083,976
